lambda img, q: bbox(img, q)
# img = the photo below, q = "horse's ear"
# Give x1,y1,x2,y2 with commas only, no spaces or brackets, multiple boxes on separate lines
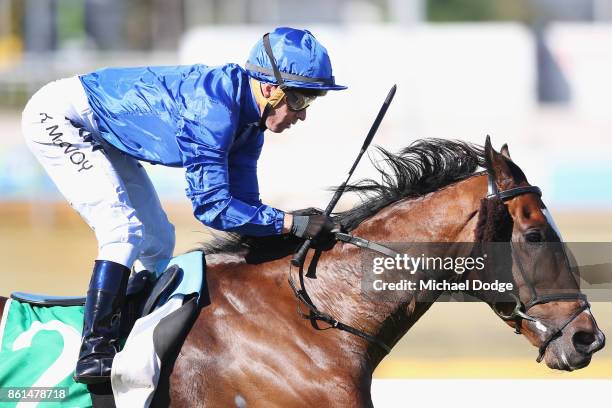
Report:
484,135,515,190
500,143,511,160
484,135,496,172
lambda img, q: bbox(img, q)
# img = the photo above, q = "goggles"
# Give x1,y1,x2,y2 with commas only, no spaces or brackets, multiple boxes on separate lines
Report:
281,88,318,112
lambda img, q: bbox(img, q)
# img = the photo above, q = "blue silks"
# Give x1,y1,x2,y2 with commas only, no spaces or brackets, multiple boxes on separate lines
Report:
80,63,284,236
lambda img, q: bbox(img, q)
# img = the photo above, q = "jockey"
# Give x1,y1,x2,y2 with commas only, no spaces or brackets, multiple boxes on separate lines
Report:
21,27,346,384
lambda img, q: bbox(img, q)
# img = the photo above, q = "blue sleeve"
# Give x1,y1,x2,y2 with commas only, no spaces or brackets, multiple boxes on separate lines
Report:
228,133,264,206
179,100,284,236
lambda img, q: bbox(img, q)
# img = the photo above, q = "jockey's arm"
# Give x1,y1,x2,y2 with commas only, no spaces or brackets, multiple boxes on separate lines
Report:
227,142,294,234
179,103,285,237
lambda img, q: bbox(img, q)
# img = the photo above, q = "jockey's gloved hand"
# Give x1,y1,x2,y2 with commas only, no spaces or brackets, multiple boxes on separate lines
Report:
309,231,338,251
290,214,336,243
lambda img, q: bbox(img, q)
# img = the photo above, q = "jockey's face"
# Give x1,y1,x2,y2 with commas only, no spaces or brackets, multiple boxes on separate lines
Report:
261,84,307,133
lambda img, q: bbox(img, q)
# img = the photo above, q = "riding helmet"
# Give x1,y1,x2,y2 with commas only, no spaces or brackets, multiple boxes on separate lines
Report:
245,27,347,91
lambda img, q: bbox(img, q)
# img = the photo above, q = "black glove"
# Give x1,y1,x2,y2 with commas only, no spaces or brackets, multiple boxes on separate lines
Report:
290,214,336,241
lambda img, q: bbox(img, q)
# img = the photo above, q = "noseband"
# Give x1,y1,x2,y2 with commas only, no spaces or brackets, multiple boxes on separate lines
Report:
486,172,591,363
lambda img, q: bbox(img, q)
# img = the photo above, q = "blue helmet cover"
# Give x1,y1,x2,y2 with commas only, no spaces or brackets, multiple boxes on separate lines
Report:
246,27,347,91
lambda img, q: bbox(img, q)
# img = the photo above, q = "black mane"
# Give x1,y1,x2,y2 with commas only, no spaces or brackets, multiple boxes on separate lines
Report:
336,138,484,231
200,139,485,260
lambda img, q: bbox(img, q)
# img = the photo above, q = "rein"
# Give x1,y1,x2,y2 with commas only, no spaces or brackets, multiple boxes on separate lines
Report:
288,85,397,354
287,235,398,355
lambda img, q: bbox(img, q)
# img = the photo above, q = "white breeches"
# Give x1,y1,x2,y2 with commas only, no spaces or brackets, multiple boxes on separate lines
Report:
21,77,175,272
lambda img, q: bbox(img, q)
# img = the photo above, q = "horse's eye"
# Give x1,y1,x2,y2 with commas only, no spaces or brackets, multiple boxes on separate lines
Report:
525,231,542,242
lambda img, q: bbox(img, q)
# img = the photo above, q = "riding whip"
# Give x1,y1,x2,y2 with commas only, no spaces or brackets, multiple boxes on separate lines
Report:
291,84,397,266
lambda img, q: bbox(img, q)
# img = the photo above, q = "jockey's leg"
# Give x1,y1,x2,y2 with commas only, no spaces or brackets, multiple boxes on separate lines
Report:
22,77,142,383
76,260,130,383
100,147,176,274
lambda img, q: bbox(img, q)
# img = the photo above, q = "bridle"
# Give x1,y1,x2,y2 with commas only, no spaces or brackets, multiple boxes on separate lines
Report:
288,171,590,361
485,171,590,363
288,235,399,354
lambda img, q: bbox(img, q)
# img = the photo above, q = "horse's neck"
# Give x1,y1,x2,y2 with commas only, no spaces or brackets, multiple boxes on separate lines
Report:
305,174,488,363
354,174,487,243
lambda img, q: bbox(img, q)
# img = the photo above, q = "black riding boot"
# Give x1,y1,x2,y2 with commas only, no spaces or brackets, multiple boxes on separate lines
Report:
74,260,130,384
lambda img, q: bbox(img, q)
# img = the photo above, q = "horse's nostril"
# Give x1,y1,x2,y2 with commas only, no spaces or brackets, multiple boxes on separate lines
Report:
573,331,596,352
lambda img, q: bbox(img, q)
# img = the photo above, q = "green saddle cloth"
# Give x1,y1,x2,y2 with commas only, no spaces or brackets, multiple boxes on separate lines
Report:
0,300,91,407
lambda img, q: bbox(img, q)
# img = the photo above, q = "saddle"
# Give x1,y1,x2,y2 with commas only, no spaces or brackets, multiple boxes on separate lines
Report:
11,265,182,337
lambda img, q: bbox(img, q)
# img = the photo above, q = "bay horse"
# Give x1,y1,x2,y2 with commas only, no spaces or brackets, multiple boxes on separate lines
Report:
0,138,605,407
